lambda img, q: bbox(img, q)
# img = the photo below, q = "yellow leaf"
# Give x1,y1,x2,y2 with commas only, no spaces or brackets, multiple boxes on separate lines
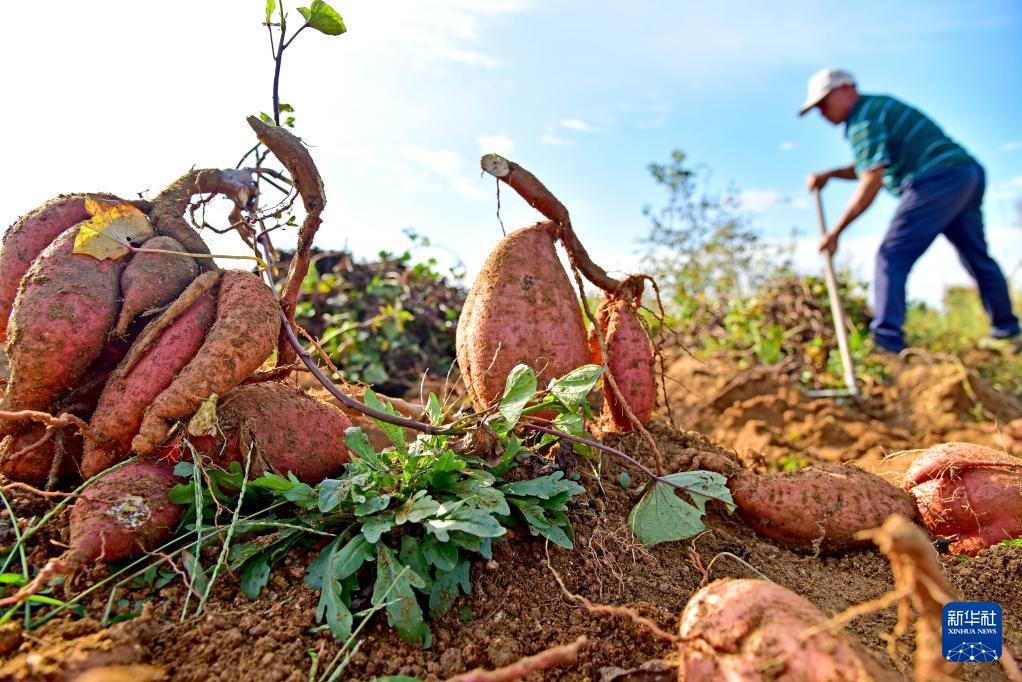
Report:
187,393,219,437
73,198,155,260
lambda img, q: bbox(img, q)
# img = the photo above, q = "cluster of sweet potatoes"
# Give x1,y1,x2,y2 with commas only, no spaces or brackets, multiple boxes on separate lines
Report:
458,156,656,433
0,155,352,562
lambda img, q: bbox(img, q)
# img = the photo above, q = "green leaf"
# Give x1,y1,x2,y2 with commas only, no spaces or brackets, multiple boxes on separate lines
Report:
429,559,471,619
426,393,444,426
549,364,604,410
344,427,379,461
394,492,441,525
247,473,295,491
264,0,276,24
173,461,194,478
628,481,705,547
420,536,459,572
318,478,351,512
425,505,505,543
552,412,584,439
619,472,632,489
500,471,584,500
259,111,274,124
310,535,374,641
355,493,391,516
364,390,408,455
660,470,735,514
239,557,271,600
498,365,537,429
373,545,430,647
278,102,294,112
454,479,510,516
361,512,396,544
298,0,347,36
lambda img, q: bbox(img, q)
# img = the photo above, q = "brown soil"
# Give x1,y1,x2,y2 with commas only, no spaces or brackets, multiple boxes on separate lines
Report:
2,354,1021,681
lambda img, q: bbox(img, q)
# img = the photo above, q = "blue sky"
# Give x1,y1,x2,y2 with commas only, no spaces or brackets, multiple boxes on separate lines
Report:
2,1,1019,306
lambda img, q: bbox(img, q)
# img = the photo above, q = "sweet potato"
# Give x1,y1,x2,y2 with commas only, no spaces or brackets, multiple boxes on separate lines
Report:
82,293,217,478
69,459,183,562
131,270,279,456
0,421,83,485
114,236,198,336
456,222,588,409
183,381,352,484
679,579,899,681
0,194,113,342
902,442,1022,555
588,293,655,431
0,226,126,438
729,464,919,554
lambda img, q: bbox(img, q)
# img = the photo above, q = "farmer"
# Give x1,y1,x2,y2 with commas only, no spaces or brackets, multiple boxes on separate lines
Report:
801,68,1020,353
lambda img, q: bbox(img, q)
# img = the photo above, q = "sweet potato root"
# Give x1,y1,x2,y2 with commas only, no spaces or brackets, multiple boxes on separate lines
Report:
588,293,655,431
183,381,351,484
131,270,279,456
456,222,588,409
114,236,198,336
82,294,217,478
0,194,113,342
678,579,899,681
902,442,1022,555
69,459,183,562
729,464,920,554
0,226,126,438
0,421,83,486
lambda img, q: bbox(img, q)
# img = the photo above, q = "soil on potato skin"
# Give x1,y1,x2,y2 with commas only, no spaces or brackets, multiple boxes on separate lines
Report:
2,350,1022,681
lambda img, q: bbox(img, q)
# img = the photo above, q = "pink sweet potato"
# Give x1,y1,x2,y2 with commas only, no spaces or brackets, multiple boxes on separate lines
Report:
114,236,199,336
183,381,352,484
902,442,1022,555
456,222,588,410
82,293,217,478
729,464,920,554
0,226,127,438
69,459,183,562
131,270,280,456
588,293,655,431
0,421,84,486
0,194,114,342
679,579,899,681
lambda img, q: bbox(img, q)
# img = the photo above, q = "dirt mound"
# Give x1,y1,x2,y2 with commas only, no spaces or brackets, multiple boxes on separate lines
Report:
665,352,1022,483
2,423,1018,681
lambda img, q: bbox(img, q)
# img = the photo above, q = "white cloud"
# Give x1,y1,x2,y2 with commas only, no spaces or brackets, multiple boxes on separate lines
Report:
560,118,594,132
396,145,488,200
779,141,796,151
479,134,514,156
1012,176,1022,187
791,196,811,210
540,133,571,146
400,146,462,178
737,188,784,213
1001,140,1022,152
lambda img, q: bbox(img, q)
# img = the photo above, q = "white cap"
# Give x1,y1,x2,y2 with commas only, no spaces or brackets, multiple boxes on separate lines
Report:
798,68,856,116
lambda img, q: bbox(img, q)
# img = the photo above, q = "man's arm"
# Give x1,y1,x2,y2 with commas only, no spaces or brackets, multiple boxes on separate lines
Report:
807,164,857,191
818,165,885,255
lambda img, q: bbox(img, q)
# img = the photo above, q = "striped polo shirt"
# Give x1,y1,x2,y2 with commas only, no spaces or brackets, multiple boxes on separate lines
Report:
844,94,973,195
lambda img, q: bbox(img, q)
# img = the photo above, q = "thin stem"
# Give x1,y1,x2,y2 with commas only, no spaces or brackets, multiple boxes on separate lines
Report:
520,423,662,482
130,246,267,271
272,13,287,125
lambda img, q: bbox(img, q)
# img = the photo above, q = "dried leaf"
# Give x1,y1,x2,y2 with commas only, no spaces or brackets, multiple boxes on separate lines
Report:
73,198,154,260
187,393,219,437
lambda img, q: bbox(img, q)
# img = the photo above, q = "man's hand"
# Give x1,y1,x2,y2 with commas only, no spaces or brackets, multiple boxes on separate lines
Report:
807,171,830,191
818,230,840,256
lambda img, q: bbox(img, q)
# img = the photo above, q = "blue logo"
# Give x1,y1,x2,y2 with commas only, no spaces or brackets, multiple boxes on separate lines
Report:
943,602,1002,662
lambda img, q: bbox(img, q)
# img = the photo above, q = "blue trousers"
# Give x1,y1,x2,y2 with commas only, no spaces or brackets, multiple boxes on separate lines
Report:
872,161,1020,352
